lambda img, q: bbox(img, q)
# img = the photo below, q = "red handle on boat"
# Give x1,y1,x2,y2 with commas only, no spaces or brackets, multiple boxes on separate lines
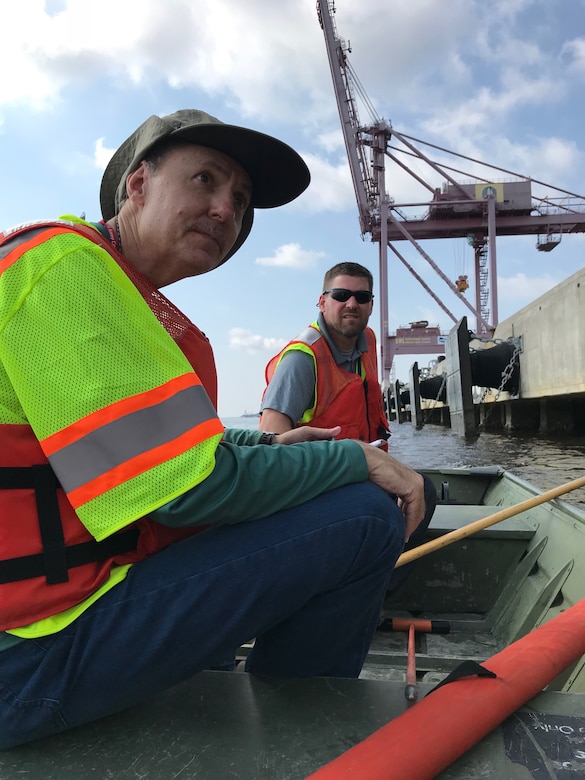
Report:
305,597,585,780
404,623,417,703
383,618,450,634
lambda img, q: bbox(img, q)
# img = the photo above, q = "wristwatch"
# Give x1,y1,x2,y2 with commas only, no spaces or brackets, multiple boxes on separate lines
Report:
258,432,277,445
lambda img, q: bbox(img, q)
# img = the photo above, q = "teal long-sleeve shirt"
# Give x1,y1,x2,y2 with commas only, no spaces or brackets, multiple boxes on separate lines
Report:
0,432,368,652
151,429,369,528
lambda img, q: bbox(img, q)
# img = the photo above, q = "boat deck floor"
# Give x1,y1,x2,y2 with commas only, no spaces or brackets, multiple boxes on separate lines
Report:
2,670,584,779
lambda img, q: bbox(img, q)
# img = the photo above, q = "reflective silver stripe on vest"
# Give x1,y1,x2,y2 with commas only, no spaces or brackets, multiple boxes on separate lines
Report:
49,384,217,493
0,226,52,261
0,221,80,252
294,326,321,346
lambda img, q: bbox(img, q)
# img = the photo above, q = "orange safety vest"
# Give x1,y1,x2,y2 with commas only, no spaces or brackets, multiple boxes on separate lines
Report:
265,324,389,444
0,222,218,631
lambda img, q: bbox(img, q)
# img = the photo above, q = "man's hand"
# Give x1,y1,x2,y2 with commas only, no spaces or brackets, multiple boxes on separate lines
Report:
274,425,342,445
354,441,425,542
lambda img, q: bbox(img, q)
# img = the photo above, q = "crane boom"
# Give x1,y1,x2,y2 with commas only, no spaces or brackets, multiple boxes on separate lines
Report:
317,0,585,370
317,0,389,236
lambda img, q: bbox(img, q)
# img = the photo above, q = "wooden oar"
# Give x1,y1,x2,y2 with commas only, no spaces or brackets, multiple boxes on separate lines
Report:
395,474,585,569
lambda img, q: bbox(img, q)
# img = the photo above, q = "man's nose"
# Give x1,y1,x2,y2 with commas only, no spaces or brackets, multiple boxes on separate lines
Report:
210,190,236,222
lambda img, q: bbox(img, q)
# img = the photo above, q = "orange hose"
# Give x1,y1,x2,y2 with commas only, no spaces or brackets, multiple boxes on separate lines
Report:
306,598,585,780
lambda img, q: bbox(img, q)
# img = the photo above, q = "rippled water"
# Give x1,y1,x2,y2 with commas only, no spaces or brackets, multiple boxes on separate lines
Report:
387,422,585,507
223,415,585,508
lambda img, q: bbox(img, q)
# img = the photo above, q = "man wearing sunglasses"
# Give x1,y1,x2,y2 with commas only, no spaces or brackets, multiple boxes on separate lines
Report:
260,262,436,596
261,262,389,444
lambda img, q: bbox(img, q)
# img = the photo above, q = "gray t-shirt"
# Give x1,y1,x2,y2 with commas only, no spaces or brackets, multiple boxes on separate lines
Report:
261,314,368,426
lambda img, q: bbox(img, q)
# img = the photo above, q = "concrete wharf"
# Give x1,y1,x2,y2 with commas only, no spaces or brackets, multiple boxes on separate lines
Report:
395,266,585,436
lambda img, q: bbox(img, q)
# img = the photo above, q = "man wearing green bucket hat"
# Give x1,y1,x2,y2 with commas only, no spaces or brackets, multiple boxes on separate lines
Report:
0,109,424,749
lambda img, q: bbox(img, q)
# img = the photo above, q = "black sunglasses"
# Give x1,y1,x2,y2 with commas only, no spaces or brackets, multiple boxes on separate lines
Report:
323,288,374,304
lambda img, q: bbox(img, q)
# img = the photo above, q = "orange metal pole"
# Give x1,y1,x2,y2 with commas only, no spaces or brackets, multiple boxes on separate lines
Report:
404,623,417,703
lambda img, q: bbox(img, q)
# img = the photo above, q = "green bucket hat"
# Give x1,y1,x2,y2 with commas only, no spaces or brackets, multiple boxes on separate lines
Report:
100,109,311,262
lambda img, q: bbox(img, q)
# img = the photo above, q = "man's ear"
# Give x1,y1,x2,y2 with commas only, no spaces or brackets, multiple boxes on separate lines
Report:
317,294,326,312
125,162,148,206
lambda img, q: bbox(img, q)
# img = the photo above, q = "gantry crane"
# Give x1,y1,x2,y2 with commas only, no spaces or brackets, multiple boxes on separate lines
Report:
317,0,585,379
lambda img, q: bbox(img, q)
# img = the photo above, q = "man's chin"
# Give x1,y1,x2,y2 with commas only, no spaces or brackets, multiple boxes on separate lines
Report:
193,259,223,277
187,245,227,275
338,326,362,338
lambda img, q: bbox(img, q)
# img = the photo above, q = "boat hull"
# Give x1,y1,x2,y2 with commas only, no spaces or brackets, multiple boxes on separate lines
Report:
2,466,584,777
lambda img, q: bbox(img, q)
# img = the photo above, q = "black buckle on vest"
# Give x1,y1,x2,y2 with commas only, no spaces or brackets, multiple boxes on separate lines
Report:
0,465,139,585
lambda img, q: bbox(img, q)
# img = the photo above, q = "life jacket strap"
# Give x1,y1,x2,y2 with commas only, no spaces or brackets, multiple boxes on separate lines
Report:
0,528,140,585
0,466,139,585
33,464,68,584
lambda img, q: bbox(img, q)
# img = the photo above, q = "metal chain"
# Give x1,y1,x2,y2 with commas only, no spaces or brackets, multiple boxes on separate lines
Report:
423,337,521,416
480,337,522,426
434,373,447,403
478,385,490,404
492,338,522,402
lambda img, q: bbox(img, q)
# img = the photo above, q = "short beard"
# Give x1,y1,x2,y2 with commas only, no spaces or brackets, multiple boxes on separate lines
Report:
329,320,363,339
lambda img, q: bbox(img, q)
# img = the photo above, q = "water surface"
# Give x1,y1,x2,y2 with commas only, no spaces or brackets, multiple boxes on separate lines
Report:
222,416,585,508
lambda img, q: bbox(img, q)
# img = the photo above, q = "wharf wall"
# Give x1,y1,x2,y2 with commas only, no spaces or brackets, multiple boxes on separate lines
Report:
393,266,585,436
493,266,585,398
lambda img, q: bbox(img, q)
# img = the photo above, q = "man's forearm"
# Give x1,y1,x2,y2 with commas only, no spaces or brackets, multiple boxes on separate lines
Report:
259,407,294,433
151,438,368,527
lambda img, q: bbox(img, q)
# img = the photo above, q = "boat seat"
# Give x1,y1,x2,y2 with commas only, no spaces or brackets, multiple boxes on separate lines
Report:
386,505,536,614
428,504,536,540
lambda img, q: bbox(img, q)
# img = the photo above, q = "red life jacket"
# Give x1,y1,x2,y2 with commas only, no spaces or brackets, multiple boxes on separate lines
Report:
0,222,217,631
265,324,389,444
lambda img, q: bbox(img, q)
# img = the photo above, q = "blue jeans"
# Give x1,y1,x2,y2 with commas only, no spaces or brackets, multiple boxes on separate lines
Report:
0,482,404,750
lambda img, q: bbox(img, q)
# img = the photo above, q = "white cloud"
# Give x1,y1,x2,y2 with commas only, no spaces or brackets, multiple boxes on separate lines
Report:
0,0,331,124
497,272,560,304
0,2,61,107
94,138,114,171
506,137,582,184
315,129,345,154
562,38,585,74
256,242,326,269
228,327,286,355
3,0,583,172
297,153,355,212
421,71,563,157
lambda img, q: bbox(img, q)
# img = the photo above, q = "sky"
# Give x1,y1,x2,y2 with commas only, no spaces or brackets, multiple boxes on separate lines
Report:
1,0,585,418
